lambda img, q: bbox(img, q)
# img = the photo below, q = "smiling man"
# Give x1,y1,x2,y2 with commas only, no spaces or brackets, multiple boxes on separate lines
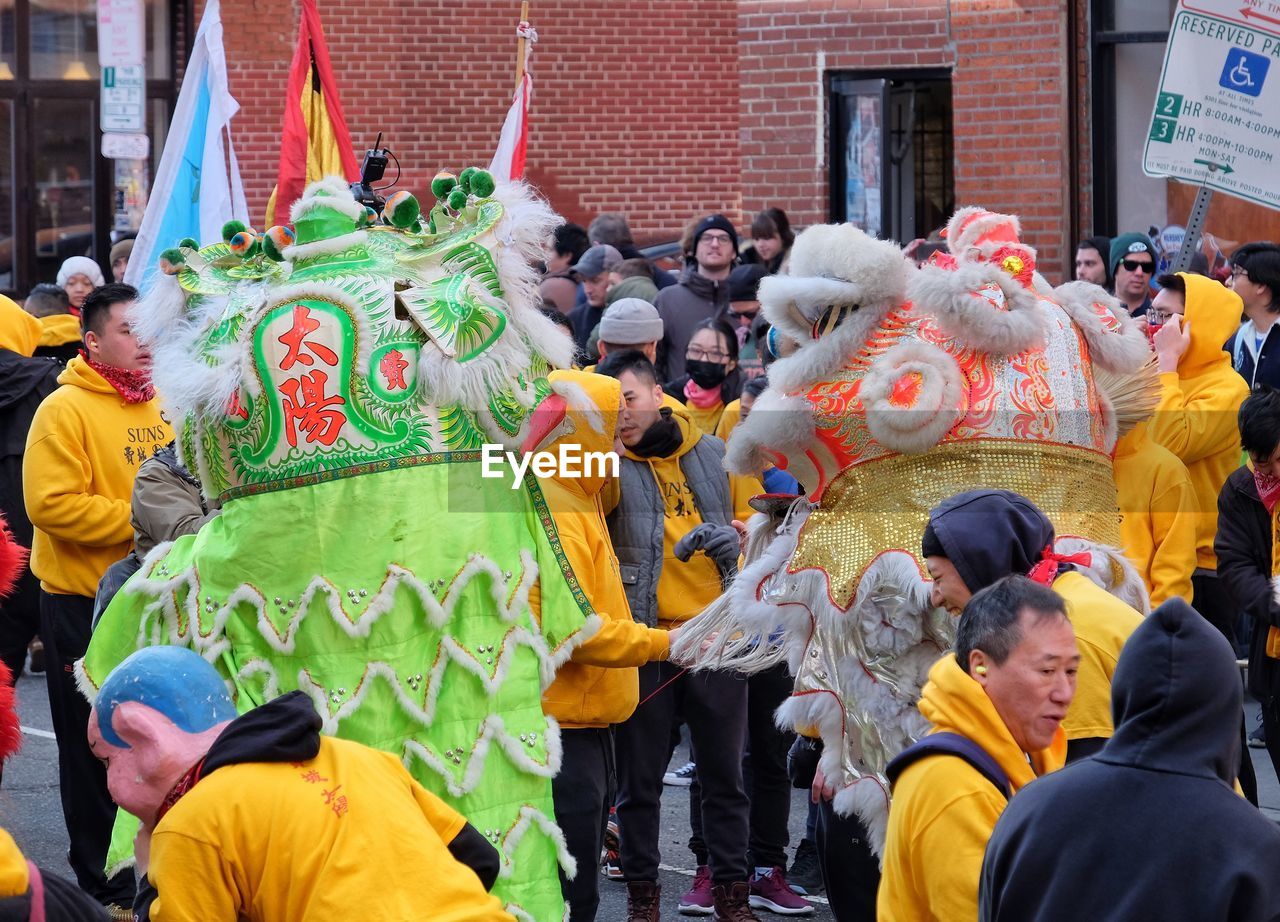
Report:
922,489,1142,763
23,281,171,915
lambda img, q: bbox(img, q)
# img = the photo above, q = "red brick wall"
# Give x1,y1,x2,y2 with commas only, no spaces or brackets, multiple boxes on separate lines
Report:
204,0,741,246
738,0,1076,282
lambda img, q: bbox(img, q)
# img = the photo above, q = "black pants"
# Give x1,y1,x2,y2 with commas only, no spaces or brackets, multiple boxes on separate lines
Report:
1260,698,1280,789
1191,573,1258,804
816,798,880,922
39,590,135,906
686,664,795,870
0,566,41,680
553,727,615,922
616,660,749,884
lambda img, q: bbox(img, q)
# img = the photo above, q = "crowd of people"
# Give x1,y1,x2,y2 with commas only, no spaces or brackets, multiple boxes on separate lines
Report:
1,207,1279,922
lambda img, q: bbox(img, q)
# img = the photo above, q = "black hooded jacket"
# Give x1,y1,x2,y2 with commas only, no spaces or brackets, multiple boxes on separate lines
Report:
979,599,1280,921
923,489,1056,591
0,349,61,544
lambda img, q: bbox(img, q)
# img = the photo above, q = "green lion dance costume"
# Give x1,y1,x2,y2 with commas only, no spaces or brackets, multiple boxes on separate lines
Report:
82,171,598,922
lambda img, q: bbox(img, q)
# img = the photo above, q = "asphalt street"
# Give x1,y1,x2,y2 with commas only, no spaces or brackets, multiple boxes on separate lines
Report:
6,669,1277,921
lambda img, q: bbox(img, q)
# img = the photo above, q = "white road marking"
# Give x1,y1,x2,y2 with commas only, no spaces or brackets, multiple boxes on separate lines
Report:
20,725,55,740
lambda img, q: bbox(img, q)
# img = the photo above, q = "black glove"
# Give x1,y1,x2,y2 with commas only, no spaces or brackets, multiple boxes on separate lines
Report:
788,735,823,789
673,523,740,575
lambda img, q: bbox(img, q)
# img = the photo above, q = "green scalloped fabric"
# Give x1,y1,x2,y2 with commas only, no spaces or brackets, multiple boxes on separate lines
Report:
85,460,592,922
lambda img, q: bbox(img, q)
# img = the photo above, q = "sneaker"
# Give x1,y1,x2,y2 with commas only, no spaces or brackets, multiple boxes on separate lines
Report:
787,839,824,895
1250,720,1267,749
749,867,814,915
664,760,697,786
601,817,624,880
678,864,715,916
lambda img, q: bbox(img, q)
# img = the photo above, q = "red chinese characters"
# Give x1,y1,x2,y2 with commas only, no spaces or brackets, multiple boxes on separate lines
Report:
278,305,339,370
281,371,346,447
379,349,409,391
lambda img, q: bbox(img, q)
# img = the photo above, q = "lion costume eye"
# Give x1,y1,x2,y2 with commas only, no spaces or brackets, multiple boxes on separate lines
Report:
811,303,859,339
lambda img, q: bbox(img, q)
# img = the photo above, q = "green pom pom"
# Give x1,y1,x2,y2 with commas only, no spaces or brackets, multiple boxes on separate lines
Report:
458,166,477,194
360,206,378,227
158,248,186,275
261,225,295,261
382,190,421,229
178,237,199,250
431,171,458,199
446,188,468,212
228,230,260,258
221,220,247,243
469,169,496,199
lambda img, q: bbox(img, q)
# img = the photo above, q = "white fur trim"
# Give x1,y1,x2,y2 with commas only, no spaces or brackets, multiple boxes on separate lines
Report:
490,180,561,330
281,229,369,263
765,301,896,396
1053,280,1153,374
853,551,935,657
548,379,606,435
401,712,562,798
945,207,1021,258
289,175,366,224
908,261,1047,355
860,341,967,454
1055,537,1151,615
723,391,816,480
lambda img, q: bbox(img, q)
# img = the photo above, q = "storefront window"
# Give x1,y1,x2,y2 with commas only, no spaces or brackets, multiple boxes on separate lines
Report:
33,97,94,281
0,101,13,290
31,0,99,81
0,8,17,80
1113,42,1169,232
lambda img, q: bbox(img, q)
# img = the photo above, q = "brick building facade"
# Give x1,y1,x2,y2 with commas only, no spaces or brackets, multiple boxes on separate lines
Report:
3,0,1278,295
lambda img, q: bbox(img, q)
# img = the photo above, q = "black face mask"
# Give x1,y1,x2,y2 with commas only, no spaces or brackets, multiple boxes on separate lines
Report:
686,360,729,390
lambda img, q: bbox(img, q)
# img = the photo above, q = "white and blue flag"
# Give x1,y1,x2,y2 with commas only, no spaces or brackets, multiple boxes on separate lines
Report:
125,0,248,293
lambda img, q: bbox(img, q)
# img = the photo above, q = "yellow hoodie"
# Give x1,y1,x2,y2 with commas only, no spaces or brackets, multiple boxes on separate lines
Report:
878,656,1066,922
37,312,81,350
149,736,512,922
0,830,28,901
538,370,669,728
24,356,171,597
714,398,742,443
1148,273,1249,569
603,406,759,625
1113,421,1197,606
0,295,41,356
1052,571,1143,740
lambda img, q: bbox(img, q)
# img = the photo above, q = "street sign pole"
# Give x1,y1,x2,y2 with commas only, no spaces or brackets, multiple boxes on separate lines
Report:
1172,181,1214,272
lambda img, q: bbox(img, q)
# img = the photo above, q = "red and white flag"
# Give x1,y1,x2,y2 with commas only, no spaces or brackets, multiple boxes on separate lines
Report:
489,21,536,182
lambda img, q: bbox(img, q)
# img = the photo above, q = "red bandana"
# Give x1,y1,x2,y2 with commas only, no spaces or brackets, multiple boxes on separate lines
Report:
1254,468,1280,516
155,756,207,825
82,351,155,404
1026,545,1093,586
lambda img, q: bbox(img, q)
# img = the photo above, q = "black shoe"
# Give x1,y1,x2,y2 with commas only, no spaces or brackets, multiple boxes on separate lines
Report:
787,838,824,895
1249,721,1267,749
28,639,44,674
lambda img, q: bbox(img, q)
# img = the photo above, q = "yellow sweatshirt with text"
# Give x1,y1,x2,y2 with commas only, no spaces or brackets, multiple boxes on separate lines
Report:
538,370,669,728
23,356,171,596
1053,571,1143,740
877,656,1067,922
1114,421,1197,606
148,736,511,922
1148,273,1249,569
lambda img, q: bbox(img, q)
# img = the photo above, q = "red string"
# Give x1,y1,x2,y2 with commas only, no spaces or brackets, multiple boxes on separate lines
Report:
636,667,690,708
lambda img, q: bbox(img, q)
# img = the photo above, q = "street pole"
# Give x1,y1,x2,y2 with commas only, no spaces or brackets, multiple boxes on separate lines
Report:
1172,173,1214,273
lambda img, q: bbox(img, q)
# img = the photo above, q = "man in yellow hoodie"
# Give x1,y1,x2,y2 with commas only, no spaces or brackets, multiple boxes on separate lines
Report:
597,350,760,922
878,576,1076,922
24,281,170,912
1113,420,1198,606
536,369,673,922
24,282,82,365
1148,271,1250,640
922,489,1142,762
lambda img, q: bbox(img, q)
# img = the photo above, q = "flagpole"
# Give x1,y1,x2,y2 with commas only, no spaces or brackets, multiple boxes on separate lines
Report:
514,1,530,89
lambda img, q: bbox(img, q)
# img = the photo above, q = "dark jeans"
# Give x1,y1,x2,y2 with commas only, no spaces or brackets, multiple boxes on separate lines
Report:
686,663,795,870
39,590,135,906
0,566,41,680
553,727,615,922
617,659,749,884
1262,698,1280,788
816,797,879,922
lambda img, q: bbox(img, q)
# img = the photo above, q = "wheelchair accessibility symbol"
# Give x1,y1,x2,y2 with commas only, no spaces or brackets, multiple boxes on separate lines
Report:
1219,47,1269,98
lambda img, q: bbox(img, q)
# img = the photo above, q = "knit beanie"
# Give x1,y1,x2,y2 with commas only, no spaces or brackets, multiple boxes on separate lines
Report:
1109,233,1157,273
56,256,105,289
693,214,739,254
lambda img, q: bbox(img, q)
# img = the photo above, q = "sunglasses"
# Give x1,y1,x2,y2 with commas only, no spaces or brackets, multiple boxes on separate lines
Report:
1121,258,1154,274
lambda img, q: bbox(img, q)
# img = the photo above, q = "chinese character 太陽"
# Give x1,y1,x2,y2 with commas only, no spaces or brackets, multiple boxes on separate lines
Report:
280,371,347,447
321,784,343,805
378,349,409,391
278,305,339,371
331,795,349,818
